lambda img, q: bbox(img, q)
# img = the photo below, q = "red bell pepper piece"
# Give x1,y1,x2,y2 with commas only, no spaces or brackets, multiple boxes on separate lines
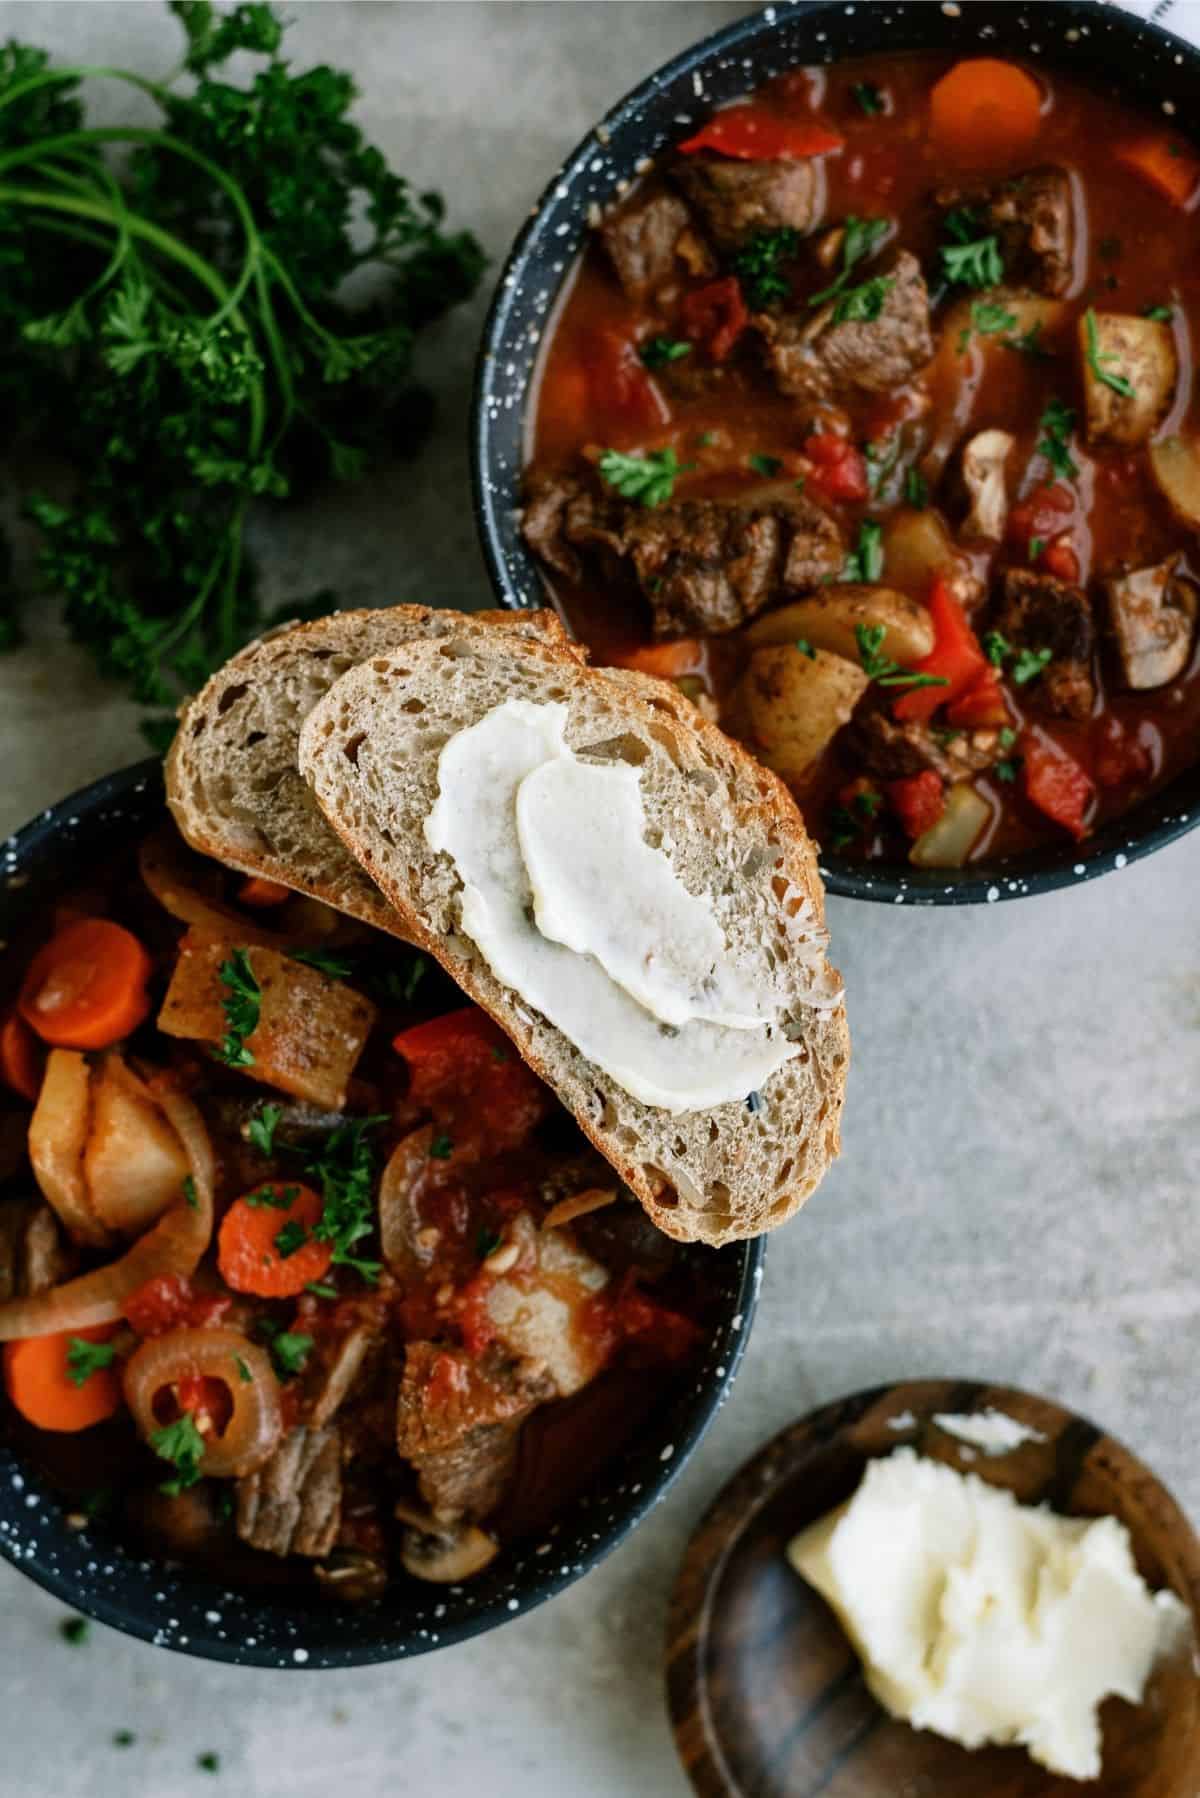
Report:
1020,730,1095,840
887,771,946,840
393,1006,549,1154
803,433,869,504
1007,482,1074,556
679,276,748,362
945,666,1009,729
678,105,843,162
893,576,989,724
1038,536,1080,583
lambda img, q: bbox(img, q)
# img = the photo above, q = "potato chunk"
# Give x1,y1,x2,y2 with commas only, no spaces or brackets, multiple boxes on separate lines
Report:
746,585,934,667
1105,555,1197,689
158,932,376,1109
1079,312,1176,446
1149,435,1200,530
735,645,869,782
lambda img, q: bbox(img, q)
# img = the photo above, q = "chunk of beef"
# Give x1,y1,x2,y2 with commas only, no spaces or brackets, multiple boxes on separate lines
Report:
396,1343,555,1523
671,153,820,252
0,1199,72,1301
994,570,1095,719
939,167,1076,298
236,1424,342,1558
599,192,714,300
757,251,934,404
1106,555,1197,689
849,711,1009,783
309,1325,375,1430
519,472,591,583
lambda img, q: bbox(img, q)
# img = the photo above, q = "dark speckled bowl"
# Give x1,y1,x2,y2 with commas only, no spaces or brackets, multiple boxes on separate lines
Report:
472,0,1200,905
0,763,764,1667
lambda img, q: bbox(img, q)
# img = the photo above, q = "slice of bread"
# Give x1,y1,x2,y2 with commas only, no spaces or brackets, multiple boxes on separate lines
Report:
296,624,849,1246
165,606,574,935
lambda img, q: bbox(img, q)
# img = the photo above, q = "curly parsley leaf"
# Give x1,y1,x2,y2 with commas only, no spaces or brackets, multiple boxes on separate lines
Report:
269,1331,313,1379
832,275,895,325
842,520,884,584
302,1115,388,1283
216,947,260,1067
66,1337,117,1388
940,208,1004,290
810,215,890,309
639,336,692,368
733,226,800,307
1036,398,1079,482
290,947,355,981
855,622,948,691
247,1103,282,1156
598,447,692,508
150,1413,206,1495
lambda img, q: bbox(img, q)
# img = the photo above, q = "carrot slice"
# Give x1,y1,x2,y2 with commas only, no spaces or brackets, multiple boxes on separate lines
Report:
1117,137,1200,210
0,1010,44,1103
217,1182,332,1299
18,919,153,1050
930,59,1042,163
238,876,291,908
610,639,706,681
3,1325,121,1432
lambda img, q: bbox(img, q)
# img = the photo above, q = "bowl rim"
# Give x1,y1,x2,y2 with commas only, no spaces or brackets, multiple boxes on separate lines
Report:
0,759,766,1668
470,0,1200,907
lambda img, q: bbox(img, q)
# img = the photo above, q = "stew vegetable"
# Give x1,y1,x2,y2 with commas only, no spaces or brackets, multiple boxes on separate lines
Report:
522,53,1200,866
0,832,704,1593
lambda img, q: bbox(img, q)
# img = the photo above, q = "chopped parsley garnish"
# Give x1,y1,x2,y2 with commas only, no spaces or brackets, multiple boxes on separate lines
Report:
984,630,1012,668
1083,306,1135,398
852,81,884,115
306,1281,338,1299
247,1104,282,1157
1143,303,1173,323
234,1355,253,1384
1004,320,1053,360
827,806,861,850
476,1226,502,1260
733,226,800,307
833,274,895,325
639,336,692,369
940,207,1004,290
59,1615,90,1646
273,1218,309,1259
1012,645,1053,685
598,447,691,508
855,622,948,691
749,452,782,477
269,1332,313,1379
112,1730,136,1748
304,1115,388,1282
1036,398,1079,481
971,299,1019,339
1029,536,1046,562
810,215,890,310
865,435,901,498
290,947,355,980
842,520,884,584
795,638,817,659
429,1133,455,1161
855,787,883,818
998,726,1017,750
245,1183,301,1209
66,1337,117,1388
182,1174,199,1211
904,466,928,509
197,1753,221,1775
216,947,260,1067
372,956,428,1005
994,758,1020,783
150,1413,206,1495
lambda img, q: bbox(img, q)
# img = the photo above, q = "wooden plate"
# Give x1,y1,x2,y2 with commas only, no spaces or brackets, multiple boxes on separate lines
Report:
666,1379,1200,1798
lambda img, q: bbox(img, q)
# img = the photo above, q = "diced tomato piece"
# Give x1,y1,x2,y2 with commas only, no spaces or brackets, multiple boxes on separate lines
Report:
678,105,843,162
1020,730,1095,840
679,276,748,362
893,576,989,724
945,667,1009,729
887,771,946,840
1038,535,1080,583
457,1273,498,1359
1008,483,1074,556
123,1274,231,1338
616,1286,703,1364
1093,718,1156,789
393,1007,549,1154
175,1373,233,1434
237,876,290,908
579,325,670,436
803,433,869,503
425,1350,470,1409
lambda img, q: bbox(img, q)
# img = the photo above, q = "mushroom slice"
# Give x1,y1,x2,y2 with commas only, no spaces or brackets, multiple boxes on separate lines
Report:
397,1506,500,1584
961,429,1014,541
1079,312,1176,446
1105,555,1198,689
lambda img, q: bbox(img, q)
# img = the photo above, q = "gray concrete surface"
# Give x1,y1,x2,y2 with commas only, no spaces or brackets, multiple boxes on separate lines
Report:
0,6,1197,1796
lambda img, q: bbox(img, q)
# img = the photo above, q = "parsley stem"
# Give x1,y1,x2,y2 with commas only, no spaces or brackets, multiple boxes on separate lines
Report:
0,62,173,118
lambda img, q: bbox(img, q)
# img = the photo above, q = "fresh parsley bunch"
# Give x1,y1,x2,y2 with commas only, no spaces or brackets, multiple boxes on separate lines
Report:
0,1,485,743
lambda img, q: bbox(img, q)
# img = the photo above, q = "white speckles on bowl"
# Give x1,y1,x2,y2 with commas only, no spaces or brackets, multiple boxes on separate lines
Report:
0,764,766,1668
470,0,1200,907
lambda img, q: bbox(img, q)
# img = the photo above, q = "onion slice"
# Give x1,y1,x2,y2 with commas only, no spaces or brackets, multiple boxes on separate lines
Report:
124,1326,283,1478
138,830,284,948
27,1049,110,1249
0,1078,215,1341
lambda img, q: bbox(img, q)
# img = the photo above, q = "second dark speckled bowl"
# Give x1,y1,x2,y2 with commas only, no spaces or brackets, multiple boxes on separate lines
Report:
472,0,1200,905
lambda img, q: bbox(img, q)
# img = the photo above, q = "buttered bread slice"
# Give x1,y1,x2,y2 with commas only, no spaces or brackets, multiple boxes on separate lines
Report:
297,623,848,1246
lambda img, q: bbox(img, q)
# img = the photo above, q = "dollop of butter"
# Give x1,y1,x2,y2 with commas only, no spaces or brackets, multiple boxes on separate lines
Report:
425,699,800,1112
788,1448,1189,1781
